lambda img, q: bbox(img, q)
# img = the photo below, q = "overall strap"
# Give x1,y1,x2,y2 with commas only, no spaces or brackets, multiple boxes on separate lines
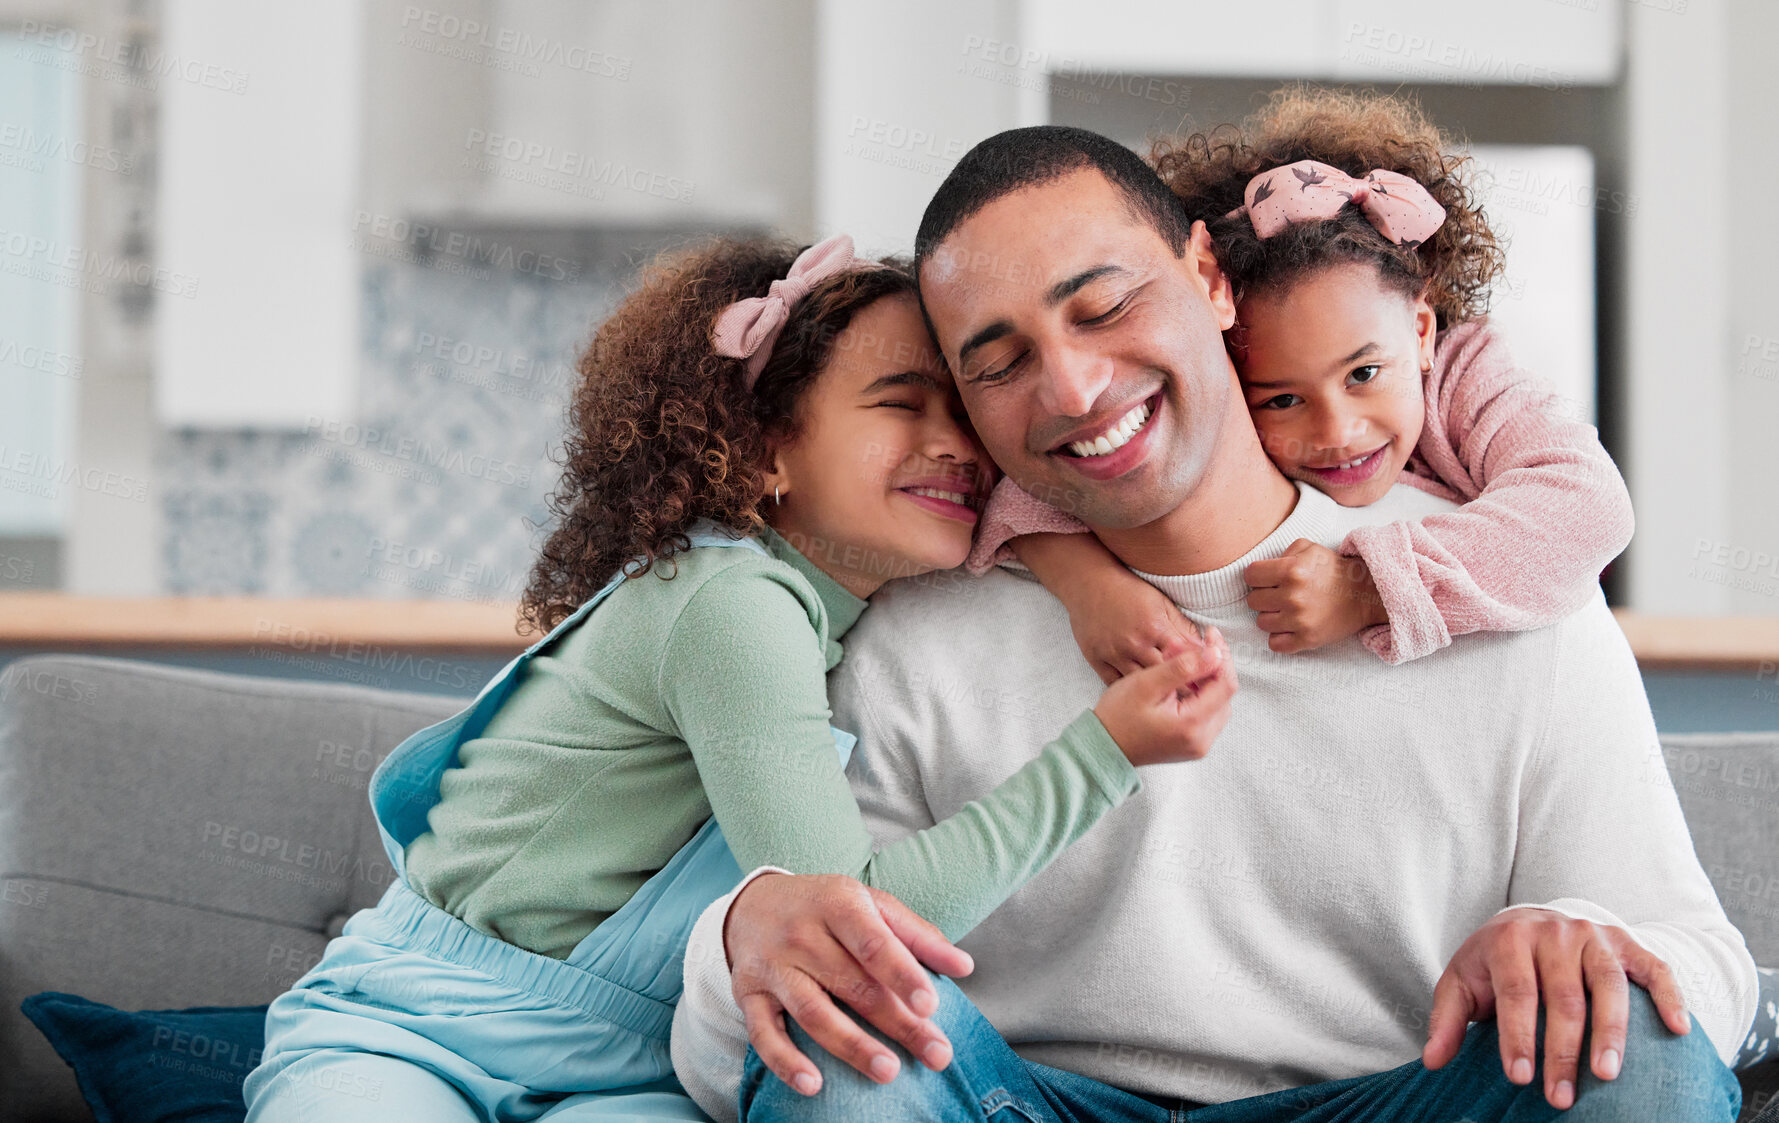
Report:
369,521,772,871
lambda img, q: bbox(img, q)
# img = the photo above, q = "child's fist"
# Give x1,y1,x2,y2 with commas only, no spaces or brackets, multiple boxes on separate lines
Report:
1067,570,1204,686
1093,627,1237,768
1242,539,1388,653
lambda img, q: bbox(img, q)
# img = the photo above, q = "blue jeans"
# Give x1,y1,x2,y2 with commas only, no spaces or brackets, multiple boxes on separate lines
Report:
740,976,1740,1122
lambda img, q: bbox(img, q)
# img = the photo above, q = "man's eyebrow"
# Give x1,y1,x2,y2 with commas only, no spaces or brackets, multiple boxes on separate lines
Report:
955,265,1128,367
860,370,946,395
1045,265,1126,306
957,321,1013,366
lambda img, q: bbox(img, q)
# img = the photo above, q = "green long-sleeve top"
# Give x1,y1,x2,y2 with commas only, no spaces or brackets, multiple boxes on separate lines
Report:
403,524,1140,959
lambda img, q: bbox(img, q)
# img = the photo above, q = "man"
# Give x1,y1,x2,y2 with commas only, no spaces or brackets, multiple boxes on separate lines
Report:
670,126,1754,1121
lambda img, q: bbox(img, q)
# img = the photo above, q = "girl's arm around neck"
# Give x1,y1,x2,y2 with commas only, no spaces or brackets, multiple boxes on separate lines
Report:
1339,320,1635,663
662,562,1141,943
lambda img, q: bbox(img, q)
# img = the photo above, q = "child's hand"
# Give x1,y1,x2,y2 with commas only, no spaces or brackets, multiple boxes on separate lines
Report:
1093,627,1237,768
1010,530,1205,685
1243,539,1388,653
1066,571,1204,686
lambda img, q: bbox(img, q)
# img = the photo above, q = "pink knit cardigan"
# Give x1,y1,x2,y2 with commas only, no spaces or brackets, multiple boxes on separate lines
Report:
962,320,1634,664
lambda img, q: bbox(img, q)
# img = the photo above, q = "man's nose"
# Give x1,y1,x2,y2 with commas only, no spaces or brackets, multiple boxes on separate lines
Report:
1037,342,1115,419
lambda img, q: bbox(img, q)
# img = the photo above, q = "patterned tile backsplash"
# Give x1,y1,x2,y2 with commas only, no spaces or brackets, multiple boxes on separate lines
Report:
157,251,621,601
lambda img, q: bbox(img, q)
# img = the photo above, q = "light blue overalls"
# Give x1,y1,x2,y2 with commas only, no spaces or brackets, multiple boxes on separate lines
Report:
243,522,857,1122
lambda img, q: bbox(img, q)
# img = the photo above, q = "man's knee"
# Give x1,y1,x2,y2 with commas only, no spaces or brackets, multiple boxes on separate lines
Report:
739,977,979,1123
1566,984,1740,1122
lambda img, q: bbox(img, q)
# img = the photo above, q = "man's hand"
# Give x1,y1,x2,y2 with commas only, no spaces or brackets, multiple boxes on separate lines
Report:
1423,907,1692,1110
725,873,974,1097
1243,539,1388,653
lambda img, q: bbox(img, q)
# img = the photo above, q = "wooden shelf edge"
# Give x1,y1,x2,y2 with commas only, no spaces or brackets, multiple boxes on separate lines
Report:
0,594,528,651
1,597,1775,669
1611,611,1779,670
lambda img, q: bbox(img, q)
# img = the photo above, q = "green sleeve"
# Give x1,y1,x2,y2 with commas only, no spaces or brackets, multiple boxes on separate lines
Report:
662,564,1141,941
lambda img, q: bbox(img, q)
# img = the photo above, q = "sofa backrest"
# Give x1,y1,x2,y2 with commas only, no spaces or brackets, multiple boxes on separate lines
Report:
1662,733,1779,967
0,656,459,1122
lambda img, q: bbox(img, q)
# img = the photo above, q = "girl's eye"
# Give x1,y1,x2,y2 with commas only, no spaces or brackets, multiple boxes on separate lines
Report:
1349,365,1381,385
1255,393,1302,410
878,400,920,411
1081,295,1131,326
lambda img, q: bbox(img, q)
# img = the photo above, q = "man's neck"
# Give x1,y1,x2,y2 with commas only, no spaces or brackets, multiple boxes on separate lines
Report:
1091,399,1299,577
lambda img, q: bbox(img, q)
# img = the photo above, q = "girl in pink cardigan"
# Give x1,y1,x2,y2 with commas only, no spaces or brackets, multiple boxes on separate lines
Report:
965,87,1633,674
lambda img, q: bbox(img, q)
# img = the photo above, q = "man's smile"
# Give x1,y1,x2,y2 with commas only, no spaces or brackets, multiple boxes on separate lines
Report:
1047,390,1165,481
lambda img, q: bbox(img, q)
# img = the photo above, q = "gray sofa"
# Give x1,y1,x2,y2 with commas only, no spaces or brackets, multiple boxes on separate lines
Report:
1,654,1777,1121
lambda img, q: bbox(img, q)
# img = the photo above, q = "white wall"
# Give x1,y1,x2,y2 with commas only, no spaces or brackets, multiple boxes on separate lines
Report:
1021,0,1620,86
1724,0,1779,615
814,0,1038,256
153,0,362,428
1622,0,1732,613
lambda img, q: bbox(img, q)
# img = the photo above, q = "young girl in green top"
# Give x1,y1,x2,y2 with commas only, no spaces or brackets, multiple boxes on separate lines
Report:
246,235,1233,1122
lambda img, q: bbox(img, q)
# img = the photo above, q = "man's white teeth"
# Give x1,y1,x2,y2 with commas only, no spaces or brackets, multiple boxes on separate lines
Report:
905,486,973,509
1067,400,1152,458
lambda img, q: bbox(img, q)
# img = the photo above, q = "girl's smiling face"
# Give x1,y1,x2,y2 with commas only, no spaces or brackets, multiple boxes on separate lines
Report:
764,293,995,597
1234,262,1436,507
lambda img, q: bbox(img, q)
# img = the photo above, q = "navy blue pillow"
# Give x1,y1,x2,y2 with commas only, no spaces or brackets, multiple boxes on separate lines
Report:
20,993,267,1123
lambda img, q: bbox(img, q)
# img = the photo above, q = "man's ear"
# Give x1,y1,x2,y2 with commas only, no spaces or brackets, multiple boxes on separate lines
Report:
1186,221,1237,331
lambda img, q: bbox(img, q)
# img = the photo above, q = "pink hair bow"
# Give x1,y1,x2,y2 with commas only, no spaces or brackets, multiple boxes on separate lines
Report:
1240,160,1446,247
711,233,878,390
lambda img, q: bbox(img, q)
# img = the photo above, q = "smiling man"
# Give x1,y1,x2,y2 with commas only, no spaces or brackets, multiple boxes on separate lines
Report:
670,126,1754,1122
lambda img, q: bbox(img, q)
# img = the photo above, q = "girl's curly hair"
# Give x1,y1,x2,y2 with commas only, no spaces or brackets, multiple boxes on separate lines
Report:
518,237,919,636
1151,85,1506,333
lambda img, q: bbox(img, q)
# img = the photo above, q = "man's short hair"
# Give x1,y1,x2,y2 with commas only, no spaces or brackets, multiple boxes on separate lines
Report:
914,125,1193,277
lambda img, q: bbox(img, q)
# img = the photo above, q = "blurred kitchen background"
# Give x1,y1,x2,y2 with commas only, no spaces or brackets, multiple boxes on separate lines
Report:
1,0,1775,727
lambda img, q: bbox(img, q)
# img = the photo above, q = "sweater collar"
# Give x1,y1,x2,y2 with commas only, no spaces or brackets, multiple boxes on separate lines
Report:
1127,482,1336,611
758,523,870,644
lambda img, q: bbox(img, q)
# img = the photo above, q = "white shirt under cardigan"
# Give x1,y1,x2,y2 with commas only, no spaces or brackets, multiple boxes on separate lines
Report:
671,481,1756,1119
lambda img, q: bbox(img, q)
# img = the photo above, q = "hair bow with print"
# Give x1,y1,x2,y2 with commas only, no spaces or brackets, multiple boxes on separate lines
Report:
711,233,880,390
1240,160,1446,247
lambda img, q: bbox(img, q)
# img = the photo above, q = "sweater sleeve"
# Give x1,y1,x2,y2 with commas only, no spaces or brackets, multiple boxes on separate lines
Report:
964,474,1093,576
671,867,782,1123
1339,321,1634,664
663,565,1140,943
1497,599,1755,1066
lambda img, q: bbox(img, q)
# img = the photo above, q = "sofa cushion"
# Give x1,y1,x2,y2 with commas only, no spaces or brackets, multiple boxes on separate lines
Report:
20,993,266,1122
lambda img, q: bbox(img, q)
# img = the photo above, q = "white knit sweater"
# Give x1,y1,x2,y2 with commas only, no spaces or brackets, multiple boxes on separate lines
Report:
671,482,1755,1120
